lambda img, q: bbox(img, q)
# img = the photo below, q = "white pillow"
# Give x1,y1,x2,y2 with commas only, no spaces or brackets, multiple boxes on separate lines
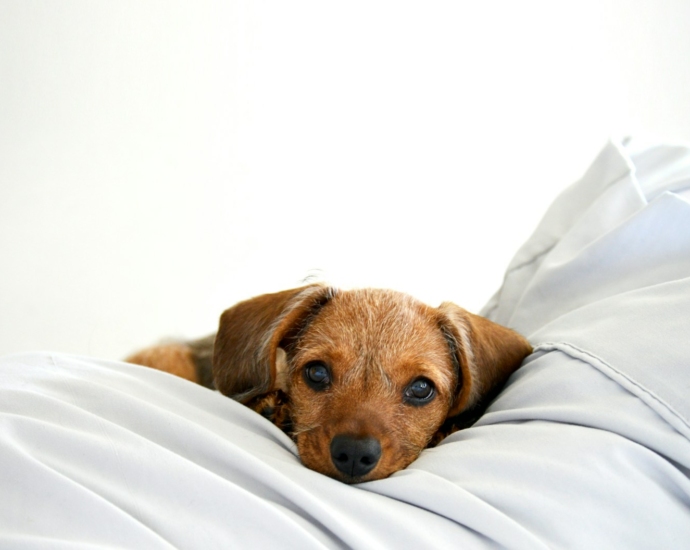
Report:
2,138,690,549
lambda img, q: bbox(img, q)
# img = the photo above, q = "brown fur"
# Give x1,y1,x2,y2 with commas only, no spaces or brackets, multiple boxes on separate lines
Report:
127,284,532,483
126,344,199,383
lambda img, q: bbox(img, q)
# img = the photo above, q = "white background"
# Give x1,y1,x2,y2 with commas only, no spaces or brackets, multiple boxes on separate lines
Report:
2,1,690,359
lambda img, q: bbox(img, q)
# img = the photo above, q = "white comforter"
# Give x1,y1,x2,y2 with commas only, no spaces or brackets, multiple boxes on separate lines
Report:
2,138,690,549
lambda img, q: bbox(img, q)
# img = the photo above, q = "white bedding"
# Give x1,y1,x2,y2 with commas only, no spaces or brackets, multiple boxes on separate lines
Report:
2,138,690,549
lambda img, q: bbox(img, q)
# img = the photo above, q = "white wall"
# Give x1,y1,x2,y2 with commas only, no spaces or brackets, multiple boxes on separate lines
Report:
2,1,690,359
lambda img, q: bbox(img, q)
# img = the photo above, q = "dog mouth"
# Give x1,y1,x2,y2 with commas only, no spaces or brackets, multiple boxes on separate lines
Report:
292,405,432,482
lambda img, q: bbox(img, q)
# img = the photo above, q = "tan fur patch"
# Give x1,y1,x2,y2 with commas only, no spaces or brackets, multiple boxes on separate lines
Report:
126,344,198,383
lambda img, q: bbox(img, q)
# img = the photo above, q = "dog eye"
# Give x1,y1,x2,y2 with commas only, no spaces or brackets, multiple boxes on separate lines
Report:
403,378,435,405
303,361,331,390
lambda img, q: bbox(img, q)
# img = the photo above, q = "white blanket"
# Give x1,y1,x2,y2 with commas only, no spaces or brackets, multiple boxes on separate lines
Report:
2,138,690,549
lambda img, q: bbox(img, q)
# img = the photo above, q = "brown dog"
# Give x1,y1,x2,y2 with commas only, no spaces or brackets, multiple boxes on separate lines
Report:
127,284,532,483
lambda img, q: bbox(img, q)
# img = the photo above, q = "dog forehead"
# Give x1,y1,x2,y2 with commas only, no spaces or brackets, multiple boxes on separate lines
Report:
299,288,449,359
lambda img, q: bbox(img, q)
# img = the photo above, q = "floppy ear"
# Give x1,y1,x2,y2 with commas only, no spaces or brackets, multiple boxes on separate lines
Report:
437,303,532,417
213,284,336,402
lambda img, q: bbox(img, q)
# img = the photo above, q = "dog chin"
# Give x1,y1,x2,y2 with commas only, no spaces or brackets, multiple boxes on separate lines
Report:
306,461,386,484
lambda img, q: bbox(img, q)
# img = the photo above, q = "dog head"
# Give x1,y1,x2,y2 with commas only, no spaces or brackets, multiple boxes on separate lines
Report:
213,284,531,483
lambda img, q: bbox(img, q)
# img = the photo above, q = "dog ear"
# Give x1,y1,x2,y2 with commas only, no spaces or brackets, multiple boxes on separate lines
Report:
437,303,532,417
213,284,336,402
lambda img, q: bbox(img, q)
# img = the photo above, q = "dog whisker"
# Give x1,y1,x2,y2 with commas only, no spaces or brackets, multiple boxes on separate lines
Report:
290,423,321,437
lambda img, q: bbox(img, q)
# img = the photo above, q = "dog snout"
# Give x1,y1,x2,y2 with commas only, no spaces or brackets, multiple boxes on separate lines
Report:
330,434,382,478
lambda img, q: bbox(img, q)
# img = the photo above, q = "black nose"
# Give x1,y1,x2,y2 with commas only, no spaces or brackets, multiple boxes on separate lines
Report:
330,434,382,478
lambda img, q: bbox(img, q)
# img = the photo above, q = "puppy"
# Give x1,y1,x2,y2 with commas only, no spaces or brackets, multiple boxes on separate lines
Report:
127,284,532,483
